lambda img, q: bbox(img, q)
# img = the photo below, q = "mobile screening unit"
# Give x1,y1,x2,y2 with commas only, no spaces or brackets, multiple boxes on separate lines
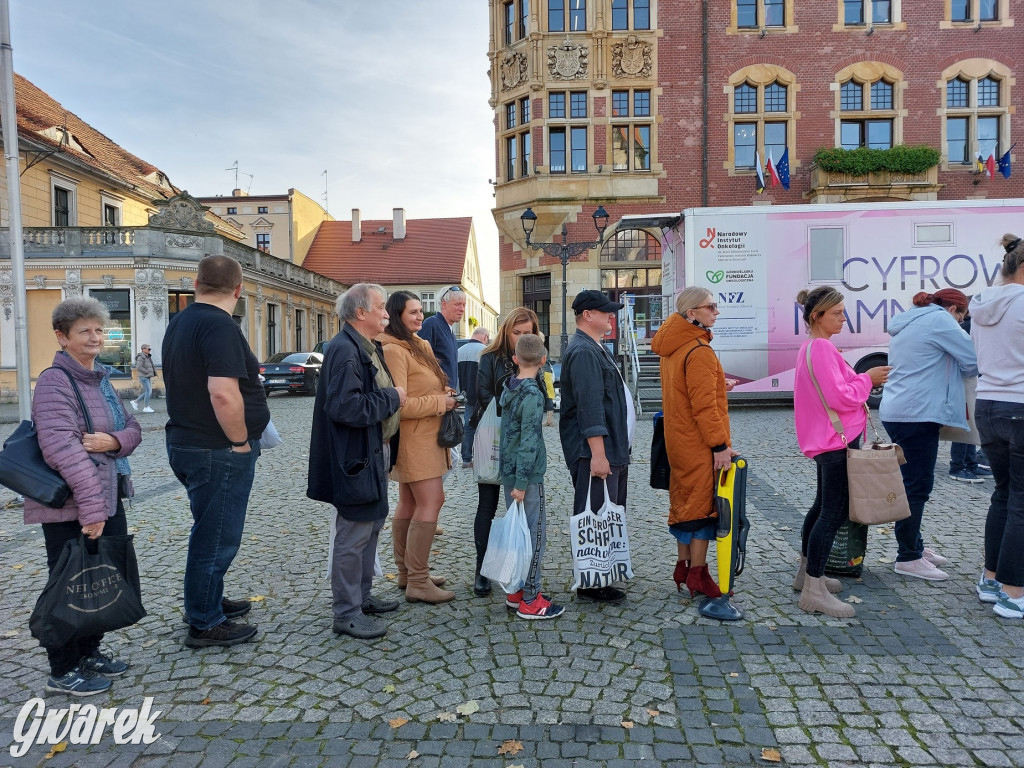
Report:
632,198,1024,404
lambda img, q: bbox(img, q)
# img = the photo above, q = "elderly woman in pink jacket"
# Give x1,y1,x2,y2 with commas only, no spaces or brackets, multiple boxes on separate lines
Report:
25,297,142,696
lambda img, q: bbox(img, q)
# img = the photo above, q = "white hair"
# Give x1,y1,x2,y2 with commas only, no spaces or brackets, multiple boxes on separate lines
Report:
337,283,386,321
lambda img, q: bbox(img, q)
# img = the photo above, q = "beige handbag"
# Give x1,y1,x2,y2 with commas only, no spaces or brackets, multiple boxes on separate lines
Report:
804,343,911,525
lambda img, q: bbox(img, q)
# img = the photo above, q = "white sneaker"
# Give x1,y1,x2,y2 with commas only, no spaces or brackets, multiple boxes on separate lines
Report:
142,407,155,413
129,400,138,411
922,547,949,567
894,558,949,581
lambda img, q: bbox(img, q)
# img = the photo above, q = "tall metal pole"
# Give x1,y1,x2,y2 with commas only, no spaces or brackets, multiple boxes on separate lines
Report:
0,0,32,420
559,226,569,358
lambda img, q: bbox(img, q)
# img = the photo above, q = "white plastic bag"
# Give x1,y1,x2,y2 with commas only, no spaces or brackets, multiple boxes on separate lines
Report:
472,400,501,485
480,499,532,593
259,419,283,449
569,479,634,592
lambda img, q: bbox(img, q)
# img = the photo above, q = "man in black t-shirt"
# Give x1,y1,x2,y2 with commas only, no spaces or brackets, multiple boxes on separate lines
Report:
163,255,270,649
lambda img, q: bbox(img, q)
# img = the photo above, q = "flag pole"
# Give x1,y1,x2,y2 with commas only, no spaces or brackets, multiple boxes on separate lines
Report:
0,0,31,420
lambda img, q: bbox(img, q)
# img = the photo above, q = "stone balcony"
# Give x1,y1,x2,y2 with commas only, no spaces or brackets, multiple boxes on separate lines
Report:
806,165,941,203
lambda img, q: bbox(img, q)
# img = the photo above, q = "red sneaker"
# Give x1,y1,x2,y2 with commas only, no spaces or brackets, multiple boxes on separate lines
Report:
516,594,565,620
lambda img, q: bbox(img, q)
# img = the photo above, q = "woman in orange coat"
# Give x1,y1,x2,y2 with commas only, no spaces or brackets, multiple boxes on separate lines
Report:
379,291,459,604
651,286,738,598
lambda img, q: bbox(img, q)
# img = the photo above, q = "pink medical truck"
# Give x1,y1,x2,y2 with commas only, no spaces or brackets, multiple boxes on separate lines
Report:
637,198,1024,404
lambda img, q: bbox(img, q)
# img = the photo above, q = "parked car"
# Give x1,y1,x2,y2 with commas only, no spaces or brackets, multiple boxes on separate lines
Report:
313,340,330,355
260,352,323,395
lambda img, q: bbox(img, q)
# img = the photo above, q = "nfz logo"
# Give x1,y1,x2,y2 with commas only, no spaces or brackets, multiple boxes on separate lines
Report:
699,227,716,248
718,292,745,304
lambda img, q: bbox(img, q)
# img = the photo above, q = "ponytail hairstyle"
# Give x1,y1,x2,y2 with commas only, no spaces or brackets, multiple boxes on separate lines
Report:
384,290,449,387
795,285,843,330
911,288,968,312
1001,233,1024,281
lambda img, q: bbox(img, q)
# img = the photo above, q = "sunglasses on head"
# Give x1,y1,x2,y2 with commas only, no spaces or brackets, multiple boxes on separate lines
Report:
441,285,464,301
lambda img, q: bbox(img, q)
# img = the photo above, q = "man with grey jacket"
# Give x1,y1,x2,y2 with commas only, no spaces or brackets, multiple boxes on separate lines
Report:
130,344,157,413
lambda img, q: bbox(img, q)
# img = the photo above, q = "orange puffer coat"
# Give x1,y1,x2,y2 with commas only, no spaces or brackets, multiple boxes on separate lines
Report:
651,313,731,527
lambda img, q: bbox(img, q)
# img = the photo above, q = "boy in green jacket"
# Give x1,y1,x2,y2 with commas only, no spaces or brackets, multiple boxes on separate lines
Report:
499,334,564,620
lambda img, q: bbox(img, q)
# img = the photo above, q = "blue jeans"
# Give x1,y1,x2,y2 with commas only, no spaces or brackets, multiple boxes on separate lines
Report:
977,399,1024,588
168,441,260,630
883,421,941,563
503,483,547,602
137,377,153,408
462,406,476,463
949,442,977,473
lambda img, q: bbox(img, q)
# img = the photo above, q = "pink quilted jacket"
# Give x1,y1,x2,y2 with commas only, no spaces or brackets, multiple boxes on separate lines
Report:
23,352,142,527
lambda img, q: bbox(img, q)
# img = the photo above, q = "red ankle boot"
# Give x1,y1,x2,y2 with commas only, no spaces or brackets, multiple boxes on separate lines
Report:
685,564,722,598
672,560,690,591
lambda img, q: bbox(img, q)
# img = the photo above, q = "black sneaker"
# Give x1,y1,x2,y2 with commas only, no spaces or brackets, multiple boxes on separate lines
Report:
79,650,129,677
185,620,257,648
361,594,400,615
222,597,252,619
577,586,626,603
45,666,111,697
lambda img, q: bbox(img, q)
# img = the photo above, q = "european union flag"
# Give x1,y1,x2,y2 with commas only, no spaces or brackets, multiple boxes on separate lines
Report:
997,146,1013,179
777,148,791,191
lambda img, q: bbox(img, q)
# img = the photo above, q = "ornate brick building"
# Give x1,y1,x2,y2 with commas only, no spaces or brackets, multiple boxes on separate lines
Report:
489,0,1021,356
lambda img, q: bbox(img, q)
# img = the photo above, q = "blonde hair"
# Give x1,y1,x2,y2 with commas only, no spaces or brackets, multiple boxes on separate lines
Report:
796,286,844,328
675,286,713,318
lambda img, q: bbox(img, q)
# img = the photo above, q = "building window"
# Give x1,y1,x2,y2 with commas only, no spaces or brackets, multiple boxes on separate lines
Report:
504,2,515,43
420,291,436,314
612,0,650,30
550,128,567,173
843,0,891,24
258,206,268,214
570,126,587,172
501,98,531,182
549,92,566,118
727,70,795,172
103,203,119,227
569,0,586,30
838,75,898,150
611,89,653,171
945,70,1008,165
295,309,304,351
90,289,132,377
601,229,661,262
256,233,271,252
317,313,325,344
168,291,194,319
521,131,532,177
52,187,73,226
952,0,998,21
504,0,529,42
570,91,587,118
737,0,786,28
520,97,530,124
549,0,585,31
506,102,517,130
522,274,552,342
227,207,237,215
506,135,518,181
549,0,564,31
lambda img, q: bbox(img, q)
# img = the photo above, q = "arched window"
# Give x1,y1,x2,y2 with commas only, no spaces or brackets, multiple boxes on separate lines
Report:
941,59,1012,168
727,66,796,173
832,62,904,151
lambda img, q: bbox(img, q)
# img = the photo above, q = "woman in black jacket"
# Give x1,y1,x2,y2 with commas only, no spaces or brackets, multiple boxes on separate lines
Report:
469,307,552,596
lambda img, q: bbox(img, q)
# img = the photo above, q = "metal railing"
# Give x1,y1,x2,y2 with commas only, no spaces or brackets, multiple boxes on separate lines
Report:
620,294,643,416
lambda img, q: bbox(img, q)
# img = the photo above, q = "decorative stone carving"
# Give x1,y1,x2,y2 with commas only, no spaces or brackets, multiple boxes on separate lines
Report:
135,268,167,321
148,192,216,232
33,275,46,288
611,35,652,78
166,233,203,249
64,269,83,296
548,37,588,80
102,275,115,289
500,51,529,91
255,286,263,322
179,277,194,290
0,271,13,321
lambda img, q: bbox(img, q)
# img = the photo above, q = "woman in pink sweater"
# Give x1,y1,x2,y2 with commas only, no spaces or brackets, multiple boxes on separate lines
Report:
792,286,890,618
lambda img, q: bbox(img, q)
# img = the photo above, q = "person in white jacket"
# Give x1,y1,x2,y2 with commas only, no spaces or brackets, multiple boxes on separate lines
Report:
971,233,1024,618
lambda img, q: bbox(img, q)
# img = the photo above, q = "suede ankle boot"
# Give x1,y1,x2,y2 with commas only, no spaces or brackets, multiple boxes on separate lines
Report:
404,521,455,604
792,556,842,594
798,574,855,618
684,564,722,599
672,560,690,592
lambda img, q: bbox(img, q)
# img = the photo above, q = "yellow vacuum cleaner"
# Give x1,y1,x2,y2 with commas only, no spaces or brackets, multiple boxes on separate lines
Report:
699,456,748,621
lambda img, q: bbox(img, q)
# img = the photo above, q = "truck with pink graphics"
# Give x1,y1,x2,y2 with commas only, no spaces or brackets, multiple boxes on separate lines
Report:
641,199,1024,405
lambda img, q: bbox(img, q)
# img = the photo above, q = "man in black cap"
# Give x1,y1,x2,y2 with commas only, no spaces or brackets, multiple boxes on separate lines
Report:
558,289,634,603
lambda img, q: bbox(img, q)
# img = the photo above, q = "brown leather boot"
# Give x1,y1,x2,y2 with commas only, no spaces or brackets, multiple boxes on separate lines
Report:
392,517,410,588
798,574,855,618
792,556,842,594
404,521,455,604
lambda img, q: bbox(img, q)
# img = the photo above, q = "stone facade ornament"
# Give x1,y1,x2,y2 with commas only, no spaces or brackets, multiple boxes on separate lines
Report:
166,233,203,249
102,275,115,289
548,37,588,80
64,269,84,297
179,277,194,291
135,268,167,321
611,35,653,78
148,192,216,233
33,275,47,288
500,51,529,91
0,271,12,321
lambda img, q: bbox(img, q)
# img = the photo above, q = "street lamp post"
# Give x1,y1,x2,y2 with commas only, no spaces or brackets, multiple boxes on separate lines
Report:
520,206,610,359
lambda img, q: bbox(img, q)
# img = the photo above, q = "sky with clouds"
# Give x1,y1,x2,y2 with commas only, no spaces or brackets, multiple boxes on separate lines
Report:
9,0,501,302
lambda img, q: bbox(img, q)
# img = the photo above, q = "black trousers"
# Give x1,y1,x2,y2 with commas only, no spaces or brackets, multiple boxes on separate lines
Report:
39,499,127,677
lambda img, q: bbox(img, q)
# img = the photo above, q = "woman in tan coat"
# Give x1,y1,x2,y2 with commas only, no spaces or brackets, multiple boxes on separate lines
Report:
651,286,738,599
379,290,458,604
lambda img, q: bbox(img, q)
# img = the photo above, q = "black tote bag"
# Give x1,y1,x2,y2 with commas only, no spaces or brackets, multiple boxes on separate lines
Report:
29,534,146,647
650,411,671,490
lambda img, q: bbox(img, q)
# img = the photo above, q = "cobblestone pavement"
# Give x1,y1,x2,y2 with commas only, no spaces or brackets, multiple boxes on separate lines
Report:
1,396,1021,767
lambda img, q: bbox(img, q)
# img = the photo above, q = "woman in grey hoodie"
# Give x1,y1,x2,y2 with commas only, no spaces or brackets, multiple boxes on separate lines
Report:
972,233,1024,619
